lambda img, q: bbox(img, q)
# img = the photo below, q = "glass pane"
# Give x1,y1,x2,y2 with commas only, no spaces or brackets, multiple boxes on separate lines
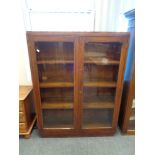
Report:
41,87,74,128
84,64,119,83
82,42,121,128
83,87,115,109
82,87,115,128
128,107,135,130
43,109,73,128
35,41,74,128
84,42,122,63
83,109,113,128
41,88,73,104
38,64,73,83
36,42,74,61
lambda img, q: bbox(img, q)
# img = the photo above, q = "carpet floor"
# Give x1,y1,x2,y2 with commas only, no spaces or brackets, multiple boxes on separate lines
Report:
19,129,135,155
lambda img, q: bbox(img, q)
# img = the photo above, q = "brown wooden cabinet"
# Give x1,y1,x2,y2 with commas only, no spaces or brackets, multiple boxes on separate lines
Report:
19,86,36,138
119,9,135,135
119,69,135,135
27,32,129,137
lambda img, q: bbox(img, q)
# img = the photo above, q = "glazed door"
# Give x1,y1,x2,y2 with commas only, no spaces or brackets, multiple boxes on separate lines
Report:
32,36,78,130
79,37,125,130
127,69,135,132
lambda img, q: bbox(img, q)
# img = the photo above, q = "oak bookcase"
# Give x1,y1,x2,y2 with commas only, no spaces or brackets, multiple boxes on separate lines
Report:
27,32,129,137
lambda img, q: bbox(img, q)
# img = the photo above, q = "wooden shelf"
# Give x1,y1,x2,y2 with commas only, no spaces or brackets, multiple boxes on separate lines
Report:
42,102,114,109
41,96,73,102
132,99,135,108
129,115,135,121
83,102,114,109
42,103,73,109
41,96,73,109
83,96,114,109
40,82,74,88
84,60,119,65
44,124,74,129
127,129,135,135
84,81,117,87
37,60,119,65
37,60,74,64
83,123,112,129
84,95,114,102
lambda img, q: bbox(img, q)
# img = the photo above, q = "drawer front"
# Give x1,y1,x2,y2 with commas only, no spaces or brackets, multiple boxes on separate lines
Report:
19,112,26,123
19,100,24,112
19,123,27,133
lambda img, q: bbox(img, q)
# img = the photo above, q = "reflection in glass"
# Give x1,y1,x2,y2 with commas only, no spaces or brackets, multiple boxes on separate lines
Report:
35,41,74,128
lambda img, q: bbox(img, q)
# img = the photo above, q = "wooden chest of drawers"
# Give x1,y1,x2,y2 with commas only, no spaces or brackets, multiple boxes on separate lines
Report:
19,86,36,138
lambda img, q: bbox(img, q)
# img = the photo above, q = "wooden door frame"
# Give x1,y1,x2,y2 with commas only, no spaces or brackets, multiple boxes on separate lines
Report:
26,33,79,132
78,36,129,133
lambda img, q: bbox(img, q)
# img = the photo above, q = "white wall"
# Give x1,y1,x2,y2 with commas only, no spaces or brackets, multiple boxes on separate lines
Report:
19,39,32,85
19,1,32,85
121,0,135,13
0,0,33,152
94,0,135,31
